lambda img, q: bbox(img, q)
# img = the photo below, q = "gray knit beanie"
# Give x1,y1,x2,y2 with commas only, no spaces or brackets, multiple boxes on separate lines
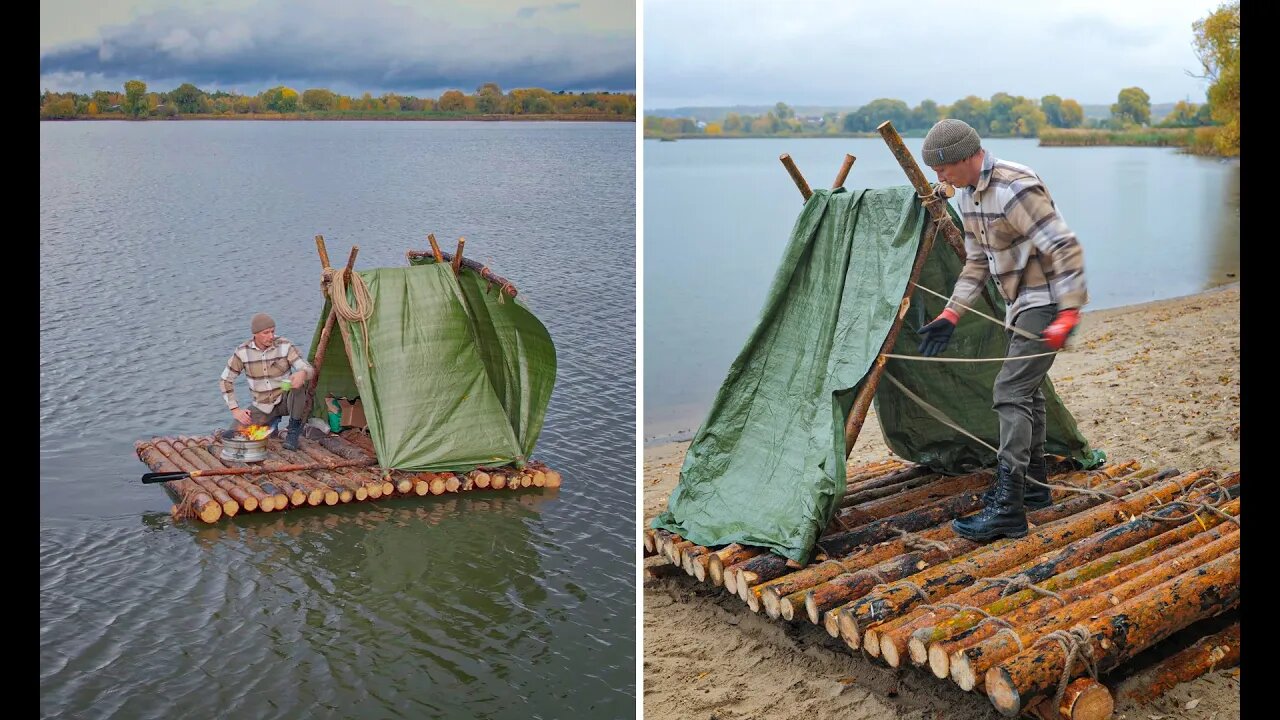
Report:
251,313,275,334
921,119,981,166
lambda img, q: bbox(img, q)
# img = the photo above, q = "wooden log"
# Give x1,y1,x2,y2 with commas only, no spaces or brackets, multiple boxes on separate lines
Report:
985,549,1241,716
414,473,431,496
451,237,465,275
644,528,657,556
951,526,1239,693
544,469,562,488
474,471,492,490
682,545,712,575
135,441,221,523
779,153,812,200
531,470,546,488
316,434,374,462
826,471,990,532
181,440,272,511
924,498,1241,680
173,438,256,512
153,440,239,516
407,246,520,297
709,545,760,586
430,476,446,495
878,482,1243,668
445,474,462,493
836,469,1222,651
833,153,856,189
1113,621,1239,704
1023,678,1114,720
839,470,941,508
520,472,533,488
426,232,444,263
273,446,342,504
843,459,909,488
491,473,507,490
668,540,695,566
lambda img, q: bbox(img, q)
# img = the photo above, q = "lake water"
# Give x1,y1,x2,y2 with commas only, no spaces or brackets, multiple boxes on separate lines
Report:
643,137,1240,442
41,121,636,719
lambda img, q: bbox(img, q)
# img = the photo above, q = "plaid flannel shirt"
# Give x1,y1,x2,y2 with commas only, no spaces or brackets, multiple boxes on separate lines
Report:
219,337,314,413
947,151,1088,326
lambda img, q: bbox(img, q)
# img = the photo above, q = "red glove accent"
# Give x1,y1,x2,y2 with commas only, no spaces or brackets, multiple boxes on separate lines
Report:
939,307,960,325
1041,309,1080,350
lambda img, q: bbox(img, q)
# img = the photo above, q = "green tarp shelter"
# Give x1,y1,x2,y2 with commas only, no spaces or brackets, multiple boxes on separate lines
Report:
653,186,1099,563
307,257,556,472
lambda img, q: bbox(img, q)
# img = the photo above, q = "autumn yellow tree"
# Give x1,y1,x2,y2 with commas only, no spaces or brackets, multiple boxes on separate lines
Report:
1193,1,1239,155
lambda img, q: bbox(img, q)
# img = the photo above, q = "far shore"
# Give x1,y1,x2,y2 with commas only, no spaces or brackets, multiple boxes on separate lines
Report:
42,113,634,123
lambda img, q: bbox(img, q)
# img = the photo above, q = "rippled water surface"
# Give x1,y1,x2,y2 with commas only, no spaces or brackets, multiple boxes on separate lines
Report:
41,121,636,719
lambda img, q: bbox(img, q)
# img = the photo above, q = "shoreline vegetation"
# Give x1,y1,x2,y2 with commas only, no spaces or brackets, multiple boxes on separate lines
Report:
40,80,635,122
646,127,1225,155
645,3,1237,156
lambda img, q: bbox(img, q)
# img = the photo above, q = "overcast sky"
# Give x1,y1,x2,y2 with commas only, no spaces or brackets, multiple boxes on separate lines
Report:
644,0,1218,109
40,0,635,96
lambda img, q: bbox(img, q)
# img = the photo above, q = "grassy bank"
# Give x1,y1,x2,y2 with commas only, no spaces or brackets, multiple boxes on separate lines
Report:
1039,126,1226,155
43,112,635,122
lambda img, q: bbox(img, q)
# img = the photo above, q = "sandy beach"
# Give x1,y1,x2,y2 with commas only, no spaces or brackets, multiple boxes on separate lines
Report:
643,285,1240,720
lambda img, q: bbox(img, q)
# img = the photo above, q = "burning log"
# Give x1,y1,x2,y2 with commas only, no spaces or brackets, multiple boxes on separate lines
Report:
835,469,1222,652
950,525,1239,693
876,480,1241,668
1113,621,1239,704
135,441,221,523
985,549,1240,716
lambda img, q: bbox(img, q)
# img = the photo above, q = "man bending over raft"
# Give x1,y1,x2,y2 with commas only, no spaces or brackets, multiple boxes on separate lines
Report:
913,118,1088,543
219,312,314,450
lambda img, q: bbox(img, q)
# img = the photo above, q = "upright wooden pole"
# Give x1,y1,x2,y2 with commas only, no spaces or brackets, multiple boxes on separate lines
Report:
779,154,813,200
451,237,466,275
427,233,445,263
833,154,856,189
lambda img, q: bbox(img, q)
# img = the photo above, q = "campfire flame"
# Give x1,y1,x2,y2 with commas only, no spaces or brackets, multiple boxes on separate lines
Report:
243,424,271,441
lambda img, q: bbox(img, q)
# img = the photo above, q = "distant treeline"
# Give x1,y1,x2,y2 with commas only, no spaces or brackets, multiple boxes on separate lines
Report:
40,81,636,120
644,88,1213,140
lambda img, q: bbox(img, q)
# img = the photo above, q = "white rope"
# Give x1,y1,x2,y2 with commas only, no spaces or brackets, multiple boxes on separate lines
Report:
911,282,1041,341
882,351,1060,363
881,372,999,454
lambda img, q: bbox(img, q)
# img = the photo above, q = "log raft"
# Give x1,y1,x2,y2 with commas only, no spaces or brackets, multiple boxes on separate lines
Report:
135,430,562,523
644,455,1241,719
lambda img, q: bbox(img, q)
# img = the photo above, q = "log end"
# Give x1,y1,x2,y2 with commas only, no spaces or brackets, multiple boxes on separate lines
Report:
532,470,546,487
415,481,430,496
396,479,413,494
746,591,762,614
709,557,725,588
430,479,446,495
693,559,707,583
355,487,369,502
520,473,533,488
1061,678,1113,720
259,496,276,513
985,667,1023,717
907,636,929,667
242,496,259,512
823,608,841,638
928,643,950,680
545,471,562,488
307,489,324,506
199,502,222,524
366,484,383,500
339,489,353,503
761,588,781,619
872,632,892,663
445,477,461,493
382,481,395,496
291,490,307,506
952,650,977,691
222,500,239,517
838,612,861,650
275,493,290,509
475,472,492,489
492,474,507,490
780,597,796,622
324,490,339,505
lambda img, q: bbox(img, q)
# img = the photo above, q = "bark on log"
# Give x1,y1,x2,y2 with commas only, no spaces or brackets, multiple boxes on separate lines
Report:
135,441,221,522
985,549,1240,716
154,439,239,516
924,498,1241,680
181,440,272,511
837,470,1223,651
1023,678,1114,720
709,545,761,587
951,527,1239,693
407,248,520,297
1114,622,1239,704
879,482,1243,668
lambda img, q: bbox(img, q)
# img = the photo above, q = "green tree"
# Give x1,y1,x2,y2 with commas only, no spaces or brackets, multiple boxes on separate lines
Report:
123,80,148,117
170,83,204,114
987,92,1018,135
1010,99,1047,137
947,95,991,134
1193,1,1239,155
1059,99,1084,128
910,99,940,130
1110,86,1151,127
302,88,336,111
476,82,506,113
723,112,743,133
1040,95,1063,127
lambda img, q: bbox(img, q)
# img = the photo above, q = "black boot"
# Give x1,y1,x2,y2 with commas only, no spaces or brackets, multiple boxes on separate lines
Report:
953,462,1028,541
1024,456,1053,511
283,417,303,451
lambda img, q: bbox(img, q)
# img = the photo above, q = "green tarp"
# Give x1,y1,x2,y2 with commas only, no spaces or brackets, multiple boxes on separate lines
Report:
653,187,1096,563
308,261,555,472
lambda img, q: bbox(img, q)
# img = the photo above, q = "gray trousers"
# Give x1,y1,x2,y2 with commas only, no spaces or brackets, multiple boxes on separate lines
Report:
229,390,308,431
993,305,1059,480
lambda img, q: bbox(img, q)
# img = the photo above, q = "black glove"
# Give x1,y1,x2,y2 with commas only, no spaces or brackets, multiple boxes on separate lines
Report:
917,314,956,357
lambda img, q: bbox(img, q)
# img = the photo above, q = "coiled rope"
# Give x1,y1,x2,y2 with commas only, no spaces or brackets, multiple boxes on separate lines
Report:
328,268,375,368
